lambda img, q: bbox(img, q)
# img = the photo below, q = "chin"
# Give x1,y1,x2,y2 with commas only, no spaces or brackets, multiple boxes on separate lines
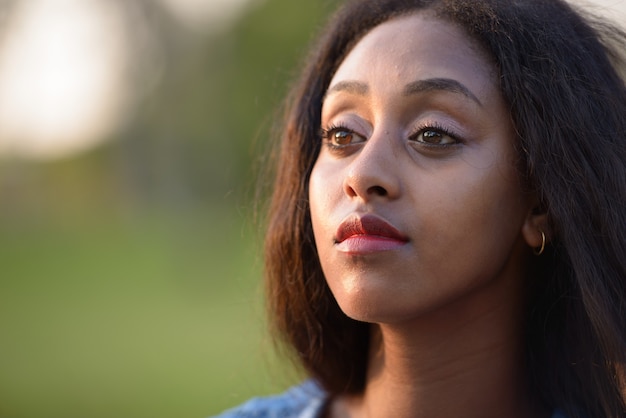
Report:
332,287,417,324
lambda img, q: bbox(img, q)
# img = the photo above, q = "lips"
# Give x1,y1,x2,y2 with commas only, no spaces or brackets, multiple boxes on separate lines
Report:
334,214,409,254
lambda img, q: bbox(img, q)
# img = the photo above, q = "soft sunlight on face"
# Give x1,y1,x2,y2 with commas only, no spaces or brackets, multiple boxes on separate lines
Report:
0,0,127,160
309,13,540,325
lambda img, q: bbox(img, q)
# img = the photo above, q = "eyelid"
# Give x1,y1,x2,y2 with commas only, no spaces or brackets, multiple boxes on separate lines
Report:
407,122,464,149
320,123,367,148
320,113,371,141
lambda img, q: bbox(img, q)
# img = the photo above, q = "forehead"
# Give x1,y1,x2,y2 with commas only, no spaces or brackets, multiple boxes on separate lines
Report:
328,13,498,100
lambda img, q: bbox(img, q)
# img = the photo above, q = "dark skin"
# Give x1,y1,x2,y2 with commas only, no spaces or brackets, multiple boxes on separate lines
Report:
309,13,550,418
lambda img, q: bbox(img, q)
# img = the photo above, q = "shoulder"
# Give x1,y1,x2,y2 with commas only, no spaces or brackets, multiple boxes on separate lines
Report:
213,382,568,418
213,380,327,418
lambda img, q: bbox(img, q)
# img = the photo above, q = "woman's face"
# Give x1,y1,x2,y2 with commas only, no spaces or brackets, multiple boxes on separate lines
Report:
309,13,541,324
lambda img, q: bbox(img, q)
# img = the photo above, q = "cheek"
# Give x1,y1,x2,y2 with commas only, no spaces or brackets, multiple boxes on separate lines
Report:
309,161,355,299
419,165,529,275
309,160,341,240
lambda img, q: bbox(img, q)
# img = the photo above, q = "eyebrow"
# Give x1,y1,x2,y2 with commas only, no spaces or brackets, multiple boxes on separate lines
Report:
324,80,369,98
403,78,482,106
324,77,482,106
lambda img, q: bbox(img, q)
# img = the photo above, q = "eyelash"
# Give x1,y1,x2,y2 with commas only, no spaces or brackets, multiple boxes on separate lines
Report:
319,123,363,150
320,121,462,152
408,122,462,148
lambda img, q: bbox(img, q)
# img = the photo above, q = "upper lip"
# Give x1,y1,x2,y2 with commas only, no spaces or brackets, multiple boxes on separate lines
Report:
335,214,409,243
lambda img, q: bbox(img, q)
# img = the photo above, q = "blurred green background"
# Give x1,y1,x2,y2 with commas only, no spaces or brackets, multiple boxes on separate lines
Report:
0,0,335,417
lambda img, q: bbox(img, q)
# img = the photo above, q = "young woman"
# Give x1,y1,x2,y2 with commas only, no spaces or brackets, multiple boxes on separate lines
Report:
218,0,626,417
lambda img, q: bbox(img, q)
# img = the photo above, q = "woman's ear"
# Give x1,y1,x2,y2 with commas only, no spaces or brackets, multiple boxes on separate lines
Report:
521,203,549,251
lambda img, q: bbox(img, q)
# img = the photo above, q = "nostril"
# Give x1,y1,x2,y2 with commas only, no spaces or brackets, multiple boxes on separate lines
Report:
345,185,358,198
368,185,387,196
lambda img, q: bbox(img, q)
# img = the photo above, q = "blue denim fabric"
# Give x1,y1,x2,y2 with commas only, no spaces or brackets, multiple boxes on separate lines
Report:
213,380,326,418
552,410,568,418
214,380,569,418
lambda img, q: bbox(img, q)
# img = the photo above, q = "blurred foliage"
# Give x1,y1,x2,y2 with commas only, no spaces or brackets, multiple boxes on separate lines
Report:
0,0,337,417
97,0,338,212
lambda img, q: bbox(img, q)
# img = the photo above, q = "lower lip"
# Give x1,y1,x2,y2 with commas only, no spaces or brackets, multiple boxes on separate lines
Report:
335,236,407,254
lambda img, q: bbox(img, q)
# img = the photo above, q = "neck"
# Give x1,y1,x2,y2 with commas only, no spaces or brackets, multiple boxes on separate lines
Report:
331,276,548,418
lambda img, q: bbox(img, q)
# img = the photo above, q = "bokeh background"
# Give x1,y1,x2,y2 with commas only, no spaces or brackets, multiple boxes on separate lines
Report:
0,0,335,416
0,0,624,417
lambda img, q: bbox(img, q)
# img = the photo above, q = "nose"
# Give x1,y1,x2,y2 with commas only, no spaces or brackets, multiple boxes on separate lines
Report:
343,133,401,201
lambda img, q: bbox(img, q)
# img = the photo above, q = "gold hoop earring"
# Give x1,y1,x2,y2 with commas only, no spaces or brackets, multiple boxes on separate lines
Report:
533,230,546,256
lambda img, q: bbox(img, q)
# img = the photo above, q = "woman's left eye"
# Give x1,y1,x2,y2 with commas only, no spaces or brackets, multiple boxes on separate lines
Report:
410,128,458,146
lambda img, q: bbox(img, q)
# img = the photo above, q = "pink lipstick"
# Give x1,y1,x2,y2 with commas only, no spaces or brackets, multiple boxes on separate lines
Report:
334,215,409,254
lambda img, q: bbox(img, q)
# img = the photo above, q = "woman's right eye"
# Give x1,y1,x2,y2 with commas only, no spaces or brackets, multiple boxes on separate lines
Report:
320,126,366,148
